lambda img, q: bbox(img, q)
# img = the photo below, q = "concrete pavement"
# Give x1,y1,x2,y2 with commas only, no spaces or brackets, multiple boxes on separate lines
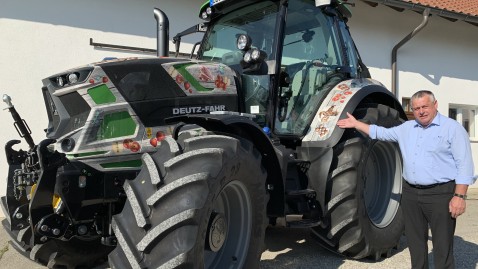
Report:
1,189,477,269
261,188,478,269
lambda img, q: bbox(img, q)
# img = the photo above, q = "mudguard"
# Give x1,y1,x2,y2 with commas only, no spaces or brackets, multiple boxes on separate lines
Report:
302,77,406,148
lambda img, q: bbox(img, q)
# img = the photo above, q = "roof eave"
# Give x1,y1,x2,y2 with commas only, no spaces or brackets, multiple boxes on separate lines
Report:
361,0,478,27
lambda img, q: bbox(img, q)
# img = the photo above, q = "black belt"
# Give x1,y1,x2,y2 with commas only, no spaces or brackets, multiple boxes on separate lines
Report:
406,181,452,189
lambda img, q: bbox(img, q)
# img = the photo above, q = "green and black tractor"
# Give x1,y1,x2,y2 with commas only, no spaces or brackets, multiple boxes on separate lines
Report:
2,0,407,268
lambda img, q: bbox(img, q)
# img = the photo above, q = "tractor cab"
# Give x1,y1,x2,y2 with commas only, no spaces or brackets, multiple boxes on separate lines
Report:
195,0,364,137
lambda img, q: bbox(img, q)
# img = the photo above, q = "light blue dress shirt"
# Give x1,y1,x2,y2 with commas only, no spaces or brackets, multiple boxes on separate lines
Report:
369,112,475,186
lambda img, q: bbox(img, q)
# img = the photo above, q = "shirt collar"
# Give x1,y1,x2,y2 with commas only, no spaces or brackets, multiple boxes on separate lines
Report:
414,111,441,128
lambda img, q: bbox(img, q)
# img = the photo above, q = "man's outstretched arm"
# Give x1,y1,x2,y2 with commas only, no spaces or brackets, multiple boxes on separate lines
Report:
336,112,371,136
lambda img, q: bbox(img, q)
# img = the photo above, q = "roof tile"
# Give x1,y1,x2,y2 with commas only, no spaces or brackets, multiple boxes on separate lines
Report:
404,0,478,16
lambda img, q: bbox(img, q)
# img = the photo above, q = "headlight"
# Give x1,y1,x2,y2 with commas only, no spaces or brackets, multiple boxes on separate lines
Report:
67,73,79,84
243,48,266,64
237,34,252,51
251,49,261,61
56,76,65,87
201,11,208,20
243,50,252,63
61,138,75,152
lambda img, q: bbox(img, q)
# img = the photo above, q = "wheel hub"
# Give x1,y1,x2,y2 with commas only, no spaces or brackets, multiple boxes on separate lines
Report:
207,212,227,252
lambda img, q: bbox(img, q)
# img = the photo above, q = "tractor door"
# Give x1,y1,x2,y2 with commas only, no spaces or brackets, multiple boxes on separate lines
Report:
275,0,358,136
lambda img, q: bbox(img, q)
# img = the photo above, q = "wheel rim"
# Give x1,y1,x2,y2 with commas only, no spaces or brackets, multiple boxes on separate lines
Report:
205,181,252,268
207,212,228,252
363,141,402,228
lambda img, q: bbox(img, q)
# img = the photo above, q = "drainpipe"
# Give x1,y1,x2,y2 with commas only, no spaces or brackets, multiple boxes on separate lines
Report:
154,8,169,57
391,8,430,96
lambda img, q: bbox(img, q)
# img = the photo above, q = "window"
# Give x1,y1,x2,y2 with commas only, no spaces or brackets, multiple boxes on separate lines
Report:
402,97,411,112
449,105,478,140
274,0,348,135
402,97,414,120
199,1,279,63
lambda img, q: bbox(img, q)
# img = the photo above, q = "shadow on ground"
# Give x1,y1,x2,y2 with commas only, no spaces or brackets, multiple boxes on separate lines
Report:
260,226,408,269
449,236,478,269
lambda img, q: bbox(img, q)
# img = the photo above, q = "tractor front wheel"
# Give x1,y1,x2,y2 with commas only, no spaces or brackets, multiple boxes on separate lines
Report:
109,135,268,269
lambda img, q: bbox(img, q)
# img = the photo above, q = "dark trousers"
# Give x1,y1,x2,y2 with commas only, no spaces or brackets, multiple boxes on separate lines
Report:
402,180,456,269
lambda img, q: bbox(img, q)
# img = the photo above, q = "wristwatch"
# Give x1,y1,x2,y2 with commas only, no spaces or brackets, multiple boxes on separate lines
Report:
454,193,467,200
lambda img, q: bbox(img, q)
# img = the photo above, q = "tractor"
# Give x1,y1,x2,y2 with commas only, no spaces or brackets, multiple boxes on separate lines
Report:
2,0,406,268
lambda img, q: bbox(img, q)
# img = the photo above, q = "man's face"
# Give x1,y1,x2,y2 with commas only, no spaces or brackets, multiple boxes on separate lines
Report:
412,95,438,127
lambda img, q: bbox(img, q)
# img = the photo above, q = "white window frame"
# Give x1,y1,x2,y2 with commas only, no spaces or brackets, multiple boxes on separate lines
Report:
449,104,478,141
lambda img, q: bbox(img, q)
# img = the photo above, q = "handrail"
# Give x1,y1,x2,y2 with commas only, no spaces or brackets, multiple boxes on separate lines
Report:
89,38,156,54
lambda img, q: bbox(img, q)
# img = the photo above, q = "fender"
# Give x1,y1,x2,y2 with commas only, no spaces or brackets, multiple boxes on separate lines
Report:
302,78,406,148
298,78,406,215
166,113,286,216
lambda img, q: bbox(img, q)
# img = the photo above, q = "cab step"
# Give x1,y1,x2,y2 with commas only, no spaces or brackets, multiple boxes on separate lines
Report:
286,188,316,197
285,215,321,228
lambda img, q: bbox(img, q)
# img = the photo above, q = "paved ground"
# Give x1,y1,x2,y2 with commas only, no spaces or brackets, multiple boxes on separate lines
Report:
1,189,477,269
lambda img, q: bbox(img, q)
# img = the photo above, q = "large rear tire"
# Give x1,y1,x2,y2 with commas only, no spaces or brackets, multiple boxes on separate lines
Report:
312,104,405,260
109,135,268,269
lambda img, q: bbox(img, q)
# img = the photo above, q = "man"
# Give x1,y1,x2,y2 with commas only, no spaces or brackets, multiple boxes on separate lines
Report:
337,90,475,269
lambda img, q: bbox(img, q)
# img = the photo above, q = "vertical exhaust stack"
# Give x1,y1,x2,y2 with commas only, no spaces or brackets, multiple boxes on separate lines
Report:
154,8,169,57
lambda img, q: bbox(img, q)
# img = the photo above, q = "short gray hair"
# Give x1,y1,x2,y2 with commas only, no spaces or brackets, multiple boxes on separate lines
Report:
411,90,436,104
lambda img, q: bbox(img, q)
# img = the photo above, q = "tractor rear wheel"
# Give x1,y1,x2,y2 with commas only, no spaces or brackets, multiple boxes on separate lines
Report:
312,104,405,260
108,135,268,269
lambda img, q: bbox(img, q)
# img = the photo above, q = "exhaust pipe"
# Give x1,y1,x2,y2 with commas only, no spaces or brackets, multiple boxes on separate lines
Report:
153,8,169,57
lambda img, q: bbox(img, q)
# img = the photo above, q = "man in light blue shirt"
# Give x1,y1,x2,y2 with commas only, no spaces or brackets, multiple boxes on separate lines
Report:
337,90,474,269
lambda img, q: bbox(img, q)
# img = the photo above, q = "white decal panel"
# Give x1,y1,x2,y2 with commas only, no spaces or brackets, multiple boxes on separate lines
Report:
162,61,237,95
303,78,384,141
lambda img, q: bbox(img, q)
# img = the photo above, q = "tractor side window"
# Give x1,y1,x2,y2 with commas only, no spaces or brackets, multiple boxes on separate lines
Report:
338,21,358,78
275,0,344,136
242,74,270,126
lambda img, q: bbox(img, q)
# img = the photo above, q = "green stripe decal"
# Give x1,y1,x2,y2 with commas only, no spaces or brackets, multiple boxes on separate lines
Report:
175,63,211,92
88,84,116,104
98,111,136,140
100,159,142,169
67,151,108,158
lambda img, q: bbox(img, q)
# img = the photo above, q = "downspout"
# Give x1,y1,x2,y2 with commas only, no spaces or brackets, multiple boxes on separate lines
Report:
154,8,169,57
391,8,430,96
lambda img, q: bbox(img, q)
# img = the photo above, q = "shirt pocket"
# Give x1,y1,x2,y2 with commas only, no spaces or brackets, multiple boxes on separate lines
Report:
423,151,436,168
424,135,447,168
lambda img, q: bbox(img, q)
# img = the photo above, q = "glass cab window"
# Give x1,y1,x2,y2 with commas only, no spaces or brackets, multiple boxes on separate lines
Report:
275,0,350,136
199,1,280,126
199,1,279,65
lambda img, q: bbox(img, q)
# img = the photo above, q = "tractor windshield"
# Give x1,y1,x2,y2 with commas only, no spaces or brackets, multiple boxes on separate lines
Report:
199,1,280,64
198,1,280,126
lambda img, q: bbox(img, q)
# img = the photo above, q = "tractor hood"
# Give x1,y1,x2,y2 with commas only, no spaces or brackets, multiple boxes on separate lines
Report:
41,57,239,166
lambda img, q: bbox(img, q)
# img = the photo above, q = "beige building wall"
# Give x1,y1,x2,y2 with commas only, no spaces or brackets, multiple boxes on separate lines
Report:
0,0,204,217
349,1,478,188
